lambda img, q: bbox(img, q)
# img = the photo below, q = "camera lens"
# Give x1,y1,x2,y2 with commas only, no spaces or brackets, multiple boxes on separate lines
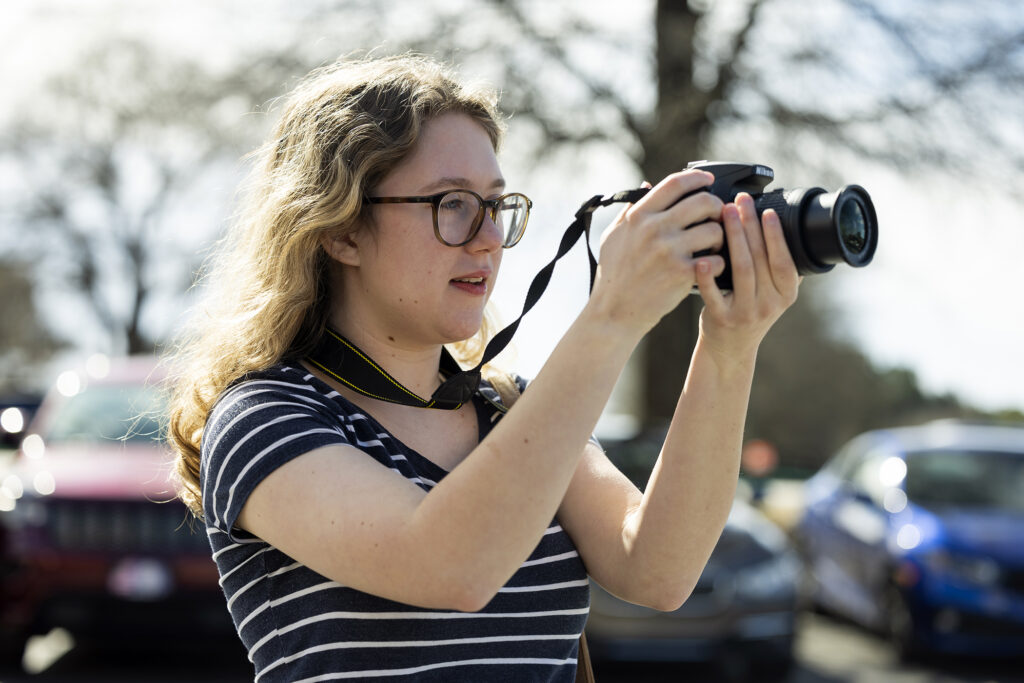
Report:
694,167,879,293
838,198,868,255
793,185,877,271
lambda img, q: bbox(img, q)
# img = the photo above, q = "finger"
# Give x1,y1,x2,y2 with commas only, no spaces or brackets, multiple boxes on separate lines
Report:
762,209,800,295
695,257,727,312
634,169,714,213
665,192,724,234
678,221,725,256
619,180,653,218
703,254,727,277
735,193,772,284
722,202,756,301
614,180,652,227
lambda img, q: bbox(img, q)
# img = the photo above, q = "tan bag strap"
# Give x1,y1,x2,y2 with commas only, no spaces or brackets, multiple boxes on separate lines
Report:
575,631,596,683
500,378,596,683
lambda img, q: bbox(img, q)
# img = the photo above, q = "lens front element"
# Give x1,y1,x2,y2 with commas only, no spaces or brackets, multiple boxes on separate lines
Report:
838,198,868,256
793,185,877,272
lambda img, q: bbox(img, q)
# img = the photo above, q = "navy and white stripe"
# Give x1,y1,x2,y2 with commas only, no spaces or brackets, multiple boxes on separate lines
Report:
201,363,589,681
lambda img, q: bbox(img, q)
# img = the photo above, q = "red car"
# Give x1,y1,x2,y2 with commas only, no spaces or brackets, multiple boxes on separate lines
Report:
0,356,233,668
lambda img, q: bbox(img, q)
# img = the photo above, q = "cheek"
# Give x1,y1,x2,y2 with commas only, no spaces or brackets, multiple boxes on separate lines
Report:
489,251,503,291
370,224,444,281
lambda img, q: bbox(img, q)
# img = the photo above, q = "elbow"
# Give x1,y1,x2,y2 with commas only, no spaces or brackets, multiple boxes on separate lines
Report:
445,579,501,614
392,578,496,613
627,575,699,613
645,588,690,613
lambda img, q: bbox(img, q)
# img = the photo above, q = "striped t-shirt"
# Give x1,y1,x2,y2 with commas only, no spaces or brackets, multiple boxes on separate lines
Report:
200,362,590,682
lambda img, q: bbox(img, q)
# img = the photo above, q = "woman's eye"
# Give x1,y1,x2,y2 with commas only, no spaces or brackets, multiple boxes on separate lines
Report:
440,199,465,212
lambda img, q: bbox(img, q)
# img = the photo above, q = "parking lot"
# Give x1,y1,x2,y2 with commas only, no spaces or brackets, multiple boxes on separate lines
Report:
1,610,1022,682
4,412,1023,682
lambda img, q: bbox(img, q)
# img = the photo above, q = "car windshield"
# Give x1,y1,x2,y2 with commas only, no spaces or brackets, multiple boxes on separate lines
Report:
904,449,1024,512
44,384,166,445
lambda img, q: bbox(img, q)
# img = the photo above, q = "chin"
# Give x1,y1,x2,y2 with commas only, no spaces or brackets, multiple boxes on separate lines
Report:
445,327,484,346
440,318,486,346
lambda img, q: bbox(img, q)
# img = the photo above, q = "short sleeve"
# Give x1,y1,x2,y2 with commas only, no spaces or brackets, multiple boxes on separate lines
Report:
200,376,350,541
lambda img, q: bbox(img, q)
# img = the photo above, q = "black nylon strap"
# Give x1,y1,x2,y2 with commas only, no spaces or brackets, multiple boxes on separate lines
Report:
306,326,468,409
308,188,650,410
432,187,650,404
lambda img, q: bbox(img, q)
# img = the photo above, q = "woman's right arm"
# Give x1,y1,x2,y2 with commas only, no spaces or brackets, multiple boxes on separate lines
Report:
236,169,725,612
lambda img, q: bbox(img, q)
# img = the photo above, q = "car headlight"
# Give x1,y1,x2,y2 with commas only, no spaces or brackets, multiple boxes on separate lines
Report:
924,550,1001,587
733,551,802,602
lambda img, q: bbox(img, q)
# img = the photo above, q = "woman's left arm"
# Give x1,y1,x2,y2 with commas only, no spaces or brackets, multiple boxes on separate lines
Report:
558,192,800,610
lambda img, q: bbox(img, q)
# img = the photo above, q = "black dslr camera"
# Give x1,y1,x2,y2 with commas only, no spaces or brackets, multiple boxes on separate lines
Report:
686,160,878,291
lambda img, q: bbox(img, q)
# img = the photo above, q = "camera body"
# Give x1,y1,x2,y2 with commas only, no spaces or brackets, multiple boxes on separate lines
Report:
686,160,878,291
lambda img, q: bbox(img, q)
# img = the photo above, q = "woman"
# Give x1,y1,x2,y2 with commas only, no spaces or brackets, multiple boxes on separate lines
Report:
168,54,799,682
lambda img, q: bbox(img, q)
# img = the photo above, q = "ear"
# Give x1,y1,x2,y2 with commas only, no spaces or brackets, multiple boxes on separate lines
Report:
320,229,362,267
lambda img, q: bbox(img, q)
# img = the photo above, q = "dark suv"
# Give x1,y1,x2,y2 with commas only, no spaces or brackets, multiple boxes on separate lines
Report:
0,356,233,668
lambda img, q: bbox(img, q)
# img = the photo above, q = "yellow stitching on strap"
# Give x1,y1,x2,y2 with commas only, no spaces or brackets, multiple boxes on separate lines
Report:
327,329,429,403
308,358,411,405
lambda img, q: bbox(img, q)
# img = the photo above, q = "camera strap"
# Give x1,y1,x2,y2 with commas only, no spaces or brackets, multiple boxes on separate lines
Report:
306,188,649,410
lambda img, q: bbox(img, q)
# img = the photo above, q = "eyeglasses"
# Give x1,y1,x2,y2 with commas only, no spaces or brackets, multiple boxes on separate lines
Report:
366,189,532,248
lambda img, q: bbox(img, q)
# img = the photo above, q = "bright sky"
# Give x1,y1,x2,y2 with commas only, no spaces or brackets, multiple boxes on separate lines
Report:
3,0,1022,414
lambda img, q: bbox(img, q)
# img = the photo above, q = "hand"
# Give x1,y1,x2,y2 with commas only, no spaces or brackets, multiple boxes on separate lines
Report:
588,170,727,336
695,192,800,361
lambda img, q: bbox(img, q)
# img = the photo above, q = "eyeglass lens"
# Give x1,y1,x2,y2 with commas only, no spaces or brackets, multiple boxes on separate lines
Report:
437,191,528,246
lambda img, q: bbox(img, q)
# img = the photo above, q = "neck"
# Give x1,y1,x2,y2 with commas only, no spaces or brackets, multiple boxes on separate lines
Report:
329,316,445,400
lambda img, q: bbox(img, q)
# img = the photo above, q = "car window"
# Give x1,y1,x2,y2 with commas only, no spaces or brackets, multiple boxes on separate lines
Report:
828,434,876,481
43,384,166,445
905,450,1024,512
846,451,891,506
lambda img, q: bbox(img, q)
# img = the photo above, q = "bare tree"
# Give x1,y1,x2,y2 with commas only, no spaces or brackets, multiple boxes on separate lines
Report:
5,0,1020,432
336,0,1024,424
0,260,65,392
0,39,300,355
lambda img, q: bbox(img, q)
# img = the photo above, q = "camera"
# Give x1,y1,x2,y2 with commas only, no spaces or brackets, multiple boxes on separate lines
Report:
686,160,878,291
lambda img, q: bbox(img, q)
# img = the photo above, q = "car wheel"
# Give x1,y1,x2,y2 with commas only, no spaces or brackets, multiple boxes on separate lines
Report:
885,584,923,661
753,637,796,682
796,562,828,615
717,651,793,683
716,653,752,682
0,627,30,671
792,537,828,615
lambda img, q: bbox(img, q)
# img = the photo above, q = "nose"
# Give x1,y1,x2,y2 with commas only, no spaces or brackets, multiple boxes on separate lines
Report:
468,211,504,252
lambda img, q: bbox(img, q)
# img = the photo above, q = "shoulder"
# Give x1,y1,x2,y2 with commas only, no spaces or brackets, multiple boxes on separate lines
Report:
477,372,529,413
200,362,355,529
209,363,334,420
202,362,358,454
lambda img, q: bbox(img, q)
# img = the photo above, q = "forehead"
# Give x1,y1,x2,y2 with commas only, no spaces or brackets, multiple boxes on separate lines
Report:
378,113,503,194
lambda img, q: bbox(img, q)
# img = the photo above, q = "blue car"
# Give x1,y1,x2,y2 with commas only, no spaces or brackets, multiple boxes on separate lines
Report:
585,497,800,680
796,421,1024,658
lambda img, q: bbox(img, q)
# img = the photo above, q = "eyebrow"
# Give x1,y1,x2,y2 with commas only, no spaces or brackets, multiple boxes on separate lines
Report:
419,176,506,194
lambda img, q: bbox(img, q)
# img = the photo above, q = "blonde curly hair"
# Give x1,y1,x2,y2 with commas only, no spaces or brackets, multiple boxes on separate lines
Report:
167,54,517,517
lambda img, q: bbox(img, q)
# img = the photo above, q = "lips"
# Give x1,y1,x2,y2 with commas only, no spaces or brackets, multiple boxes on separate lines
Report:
450,270,490,285
449,270,490,295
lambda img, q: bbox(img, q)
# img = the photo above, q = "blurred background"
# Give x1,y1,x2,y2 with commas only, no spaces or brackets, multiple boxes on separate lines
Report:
1,0,1023,681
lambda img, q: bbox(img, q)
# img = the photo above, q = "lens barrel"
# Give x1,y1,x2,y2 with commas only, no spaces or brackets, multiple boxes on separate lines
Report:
680,161,879,292
753,184,878,276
